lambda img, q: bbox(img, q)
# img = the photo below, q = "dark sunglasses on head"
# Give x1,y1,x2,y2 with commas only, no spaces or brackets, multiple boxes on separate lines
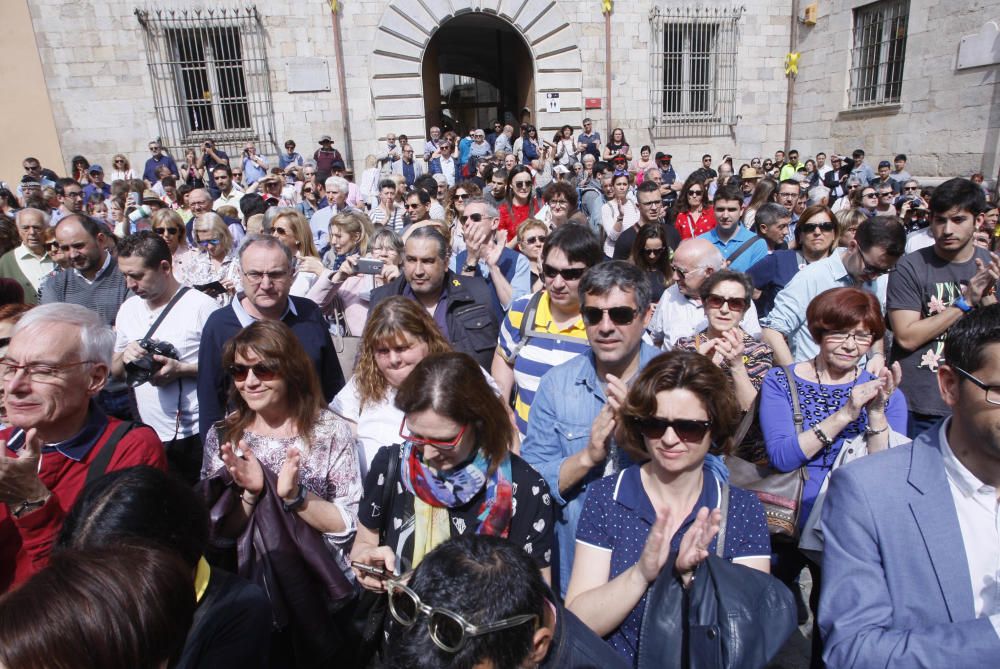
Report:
632,415,713,442
542,264,586,281
704,294,749,311
799,222,836,234
581,305,639,326
153,227,178,235
227,362,279,382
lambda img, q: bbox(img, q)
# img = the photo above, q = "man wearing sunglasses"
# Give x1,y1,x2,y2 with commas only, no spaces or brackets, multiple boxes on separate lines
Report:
648,238,762,350
452,198,530,319
384,535,628,669
390,144,425,189
522,261,659,596
762,216,905,366
196,235,344,440
112,232,219,484
887,177,1000,439
820,305,1000,668
428,142,460,188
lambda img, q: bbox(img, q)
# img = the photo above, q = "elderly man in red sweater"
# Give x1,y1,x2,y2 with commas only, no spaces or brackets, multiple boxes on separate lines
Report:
0,303,165,591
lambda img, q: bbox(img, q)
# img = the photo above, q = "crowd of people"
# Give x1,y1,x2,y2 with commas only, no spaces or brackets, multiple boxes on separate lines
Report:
0,121,998,669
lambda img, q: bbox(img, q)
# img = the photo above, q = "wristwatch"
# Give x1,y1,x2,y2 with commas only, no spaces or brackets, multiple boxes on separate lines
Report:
11,497,47,518
953,296,973,313
281,484,307,513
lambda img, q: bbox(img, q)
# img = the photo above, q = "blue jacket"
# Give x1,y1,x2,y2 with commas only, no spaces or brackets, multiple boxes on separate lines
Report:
429,157,460,184
521,343,662,596
819,423,1000,667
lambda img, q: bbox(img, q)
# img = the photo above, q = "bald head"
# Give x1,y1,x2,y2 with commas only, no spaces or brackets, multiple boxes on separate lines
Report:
672,238,723,298
15,208,49,254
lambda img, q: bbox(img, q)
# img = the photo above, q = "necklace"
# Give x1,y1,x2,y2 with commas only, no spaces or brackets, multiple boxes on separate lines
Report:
811,356,858,466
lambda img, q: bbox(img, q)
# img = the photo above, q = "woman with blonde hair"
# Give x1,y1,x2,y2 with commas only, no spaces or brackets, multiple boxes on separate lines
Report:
329,296,452,472
110,154,138,182
149,208,192,281
267,207,323,297
182,212,240,303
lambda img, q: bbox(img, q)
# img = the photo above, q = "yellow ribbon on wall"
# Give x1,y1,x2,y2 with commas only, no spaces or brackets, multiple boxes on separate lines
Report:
785,52,800,76
330,0,339,13
601,0,613,14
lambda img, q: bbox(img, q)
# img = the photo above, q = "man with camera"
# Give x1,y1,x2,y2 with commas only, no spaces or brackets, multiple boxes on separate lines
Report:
197,138,230,199
111,232,219,484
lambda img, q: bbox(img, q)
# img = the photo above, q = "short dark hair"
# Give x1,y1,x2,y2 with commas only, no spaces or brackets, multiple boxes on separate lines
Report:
854,216,906,258
853,149,865,158
619,350,741,459
405,224,448,261
702,154,712,161
0,544,195,669
637,180,661,197
492,168,508,181
239,192,270,219
929,177,987,217
58,466,209,569
542,181,578,209
56,213,105,241
592,161,610,179
699,269,753,303
807,287,886,343
943,303,1000,374
578,260,653,314
894,153,907,162
116,231,172,270
211,163,233,178
713,184,743,205
776,179,801,193
54,177,79,196
541,223,602,267
407,189,432,206
413,174,438,198
384,535,546,669
378,178,396,191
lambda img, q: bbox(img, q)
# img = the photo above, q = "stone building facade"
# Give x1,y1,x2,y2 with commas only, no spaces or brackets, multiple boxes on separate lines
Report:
1,0,996,184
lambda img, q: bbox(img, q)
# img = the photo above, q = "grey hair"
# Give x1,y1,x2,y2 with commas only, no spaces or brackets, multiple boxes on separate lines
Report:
325,176,348,192
755,202,791,232
262,206,282,230
463,197,498,219
578,260,653,314
303,159,317,169
405,225,449,262
13,304,115,367
644,167,661,180
15,207,50,227
808,185,830,206
238,233,295,270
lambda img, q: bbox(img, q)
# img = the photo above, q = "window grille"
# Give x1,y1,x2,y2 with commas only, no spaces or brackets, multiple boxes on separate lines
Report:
849,0,909,108
135,6,276,156
649,6,743,138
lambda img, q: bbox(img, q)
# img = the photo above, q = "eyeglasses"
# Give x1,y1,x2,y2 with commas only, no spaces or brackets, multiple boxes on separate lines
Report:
824,331,875,346
197,239,221,247
398,416,468,450
878,192,893,198
581,305,640,326
952,366,1000,405
631,416,713,442
638,200,662,208
243,269,290,283
541,264,586,281
858,249,895,276
386,578,536,653
149,146,161,152
302,189,314,194
405,202,424,210
704,294,749,311
227,362,279,382
523,235,546,245
114,160,125,164
799,222,836,234
153,227,178,236
548,199,568,207
232,172,243,178
777,191,797,200
687,190,704,197
512,180,532,188
0,358,96,383
673,266,704,280
862,192,878,199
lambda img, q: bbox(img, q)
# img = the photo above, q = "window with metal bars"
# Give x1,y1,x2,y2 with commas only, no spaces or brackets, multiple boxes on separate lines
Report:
649,7,742,138
135,7,276,156
849,0,909,109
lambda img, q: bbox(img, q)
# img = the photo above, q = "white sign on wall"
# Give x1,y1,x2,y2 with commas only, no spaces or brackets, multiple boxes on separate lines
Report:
546,93,561,113
287,58,331,93
957,22,1000,70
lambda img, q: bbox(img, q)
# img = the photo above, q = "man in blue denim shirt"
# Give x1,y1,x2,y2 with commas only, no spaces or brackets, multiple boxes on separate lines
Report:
522,261,659,597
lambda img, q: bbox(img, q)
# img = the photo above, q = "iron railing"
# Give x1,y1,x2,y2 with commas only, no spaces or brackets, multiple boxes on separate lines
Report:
650,6,744,138
135,6,276,157
849,0,909,108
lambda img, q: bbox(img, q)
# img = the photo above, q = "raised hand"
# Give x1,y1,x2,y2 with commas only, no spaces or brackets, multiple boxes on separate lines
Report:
582,403,616,469
0,429,49,506
636,508,675,583
843,378,885,420
220,439,264,495
870,361,902,412
277,446,302,501
675,507,722,578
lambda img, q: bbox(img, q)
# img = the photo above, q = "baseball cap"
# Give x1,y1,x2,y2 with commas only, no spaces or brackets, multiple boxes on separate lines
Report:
878,160,891,168
318,135,332,143
612,154,628,163
88,164,104,174
659,153,672,162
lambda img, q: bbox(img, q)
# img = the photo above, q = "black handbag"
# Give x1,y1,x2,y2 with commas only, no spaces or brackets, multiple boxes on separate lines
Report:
725,366,808,540
637,485,798,669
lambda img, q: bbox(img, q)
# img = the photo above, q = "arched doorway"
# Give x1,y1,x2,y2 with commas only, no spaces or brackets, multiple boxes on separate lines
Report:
421,14,534,136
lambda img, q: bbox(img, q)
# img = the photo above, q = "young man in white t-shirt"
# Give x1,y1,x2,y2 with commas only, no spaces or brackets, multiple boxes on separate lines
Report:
111,231,220,484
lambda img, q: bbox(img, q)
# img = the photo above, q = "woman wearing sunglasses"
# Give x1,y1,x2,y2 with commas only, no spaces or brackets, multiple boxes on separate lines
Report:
515,218,548,292
352,352,554,589
444,181,482,256
183,212,241,304
673,176,717,241
629,224,674,300
267,208,322,297
498,165,542,245
566,351,771,665
759,288,906,637
748,205,840,318
110,153,138,183
149,208,193,283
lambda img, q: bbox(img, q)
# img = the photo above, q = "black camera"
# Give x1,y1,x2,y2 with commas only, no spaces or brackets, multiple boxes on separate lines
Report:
124,338,180,387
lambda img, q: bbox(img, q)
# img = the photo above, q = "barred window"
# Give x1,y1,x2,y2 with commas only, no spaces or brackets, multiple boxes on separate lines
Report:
849,0,909,108
135,7,276,155
650,7,742,138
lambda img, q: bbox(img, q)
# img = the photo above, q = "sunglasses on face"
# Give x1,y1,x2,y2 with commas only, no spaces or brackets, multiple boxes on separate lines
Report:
863,192,877,198
859,249,895,276
644,247,664,255
270,226,289,236
227,362,279,382
799,222,836,234
633,416,713,442
523,235,546,245
903,186,919,191
454,193,469,200
541,264,586,281
459,213,484,225
386,579,536,654
548,199,568,207
153,227,178,236
302,189,314,194
405,203,423,210
704,294,749,311
688,190,704,197
399,417,468,450
197,239,221,247
581,305,639,326
512,180,532,188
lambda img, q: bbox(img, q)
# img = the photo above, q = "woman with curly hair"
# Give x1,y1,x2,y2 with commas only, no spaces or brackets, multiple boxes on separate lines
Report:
110,154,138,182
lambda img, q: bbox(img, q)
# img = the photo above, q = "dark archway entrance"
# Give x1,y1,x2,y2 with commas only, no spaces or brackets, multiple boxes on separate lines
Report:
422,13,534,136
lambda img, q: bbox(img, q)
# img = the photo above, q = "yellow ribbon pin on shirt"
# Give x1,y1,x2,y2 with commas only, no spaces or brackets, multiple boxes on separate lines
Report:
784,52,800,76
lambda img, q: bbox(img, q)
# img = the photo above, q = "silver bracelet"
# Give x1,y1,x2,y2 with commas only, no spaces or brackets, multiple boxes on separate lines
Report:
812,424,834,448
864,424,889,437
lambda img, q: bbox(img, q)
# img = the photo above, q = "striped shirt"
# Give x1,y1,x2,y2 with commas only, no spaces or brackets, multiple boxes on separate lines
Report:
497,291,591,437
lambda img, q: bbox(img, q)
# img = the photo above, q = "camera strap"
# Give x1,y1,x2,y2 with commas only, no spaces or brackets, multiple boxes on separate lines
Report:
143,286,190,341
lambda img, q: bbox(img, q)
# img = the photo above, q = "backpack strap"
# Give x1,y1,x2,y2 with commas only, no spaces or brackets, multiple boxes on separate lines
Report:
517,291,545,342
725,235,761,265
85,421,135,485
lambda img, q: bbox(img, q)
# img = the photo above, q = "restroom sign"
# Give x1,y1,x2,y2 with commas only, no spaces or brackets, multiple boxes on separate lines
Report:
546,93,561,113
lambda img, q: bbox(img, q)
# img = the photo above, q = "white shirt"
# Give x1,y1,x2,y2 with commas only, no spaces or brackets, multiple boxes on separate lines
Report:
213,188,245,218
438,156,456,187
329,377,401,479
905,228,935,254
648,283,761,350
114,287,220,440
12,245,54,290
938,420,1000,635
